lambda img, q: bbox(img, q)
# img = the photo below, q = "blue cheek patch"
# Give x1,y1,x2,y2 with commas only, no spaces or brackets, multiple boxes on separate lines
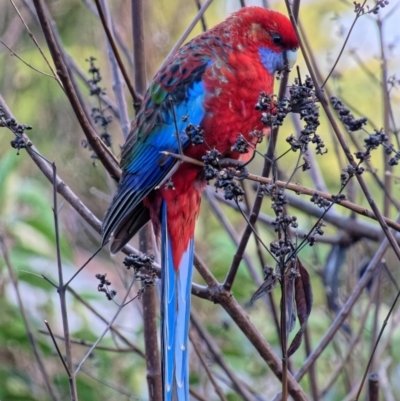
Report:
259,47,283,74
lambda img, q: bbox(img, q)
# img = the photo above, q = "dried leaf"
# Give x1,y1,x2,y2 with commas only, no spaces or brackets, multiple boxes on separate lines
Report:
251,266,279,303
288,258,313,357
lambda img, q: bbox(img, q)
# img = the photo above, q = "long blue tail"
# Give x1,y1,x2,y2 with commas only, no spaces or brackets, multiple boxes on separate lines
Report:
161,201,194,401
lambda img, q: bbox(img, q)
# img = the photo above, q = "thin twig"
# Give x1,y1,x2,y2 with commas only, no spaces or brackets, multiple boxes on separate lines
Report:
99,0,131,139
163,0,214,65
38,330,139,353
190,310,257,401
44,320,71,376
321,0,367,88
319,291,373,397
80,366,141,399
304,327,319,401
190,388,208,401
355,285,400,398
377,15,392,218
93,0,141,104
189,331,228,401
9,0,62,87
74,275,136,375
0,40,56,79
51,162,78,400
64,246,103,288
0,235,59,401
67,288,145,357
194,0,207,31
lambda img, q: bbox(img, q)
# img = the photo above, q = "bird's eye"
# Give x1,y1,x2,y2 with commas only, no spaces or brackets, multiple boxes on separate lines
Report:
272,33,282,46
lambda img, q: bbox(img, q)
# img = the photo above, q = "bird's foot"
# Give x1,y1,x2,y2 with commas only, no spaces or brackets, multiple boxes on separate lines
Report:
219,158,249,180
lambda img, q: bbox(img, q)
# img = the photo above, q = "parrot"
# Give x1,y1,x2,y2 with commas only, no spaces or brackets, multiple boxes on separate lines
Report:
102,6,298,401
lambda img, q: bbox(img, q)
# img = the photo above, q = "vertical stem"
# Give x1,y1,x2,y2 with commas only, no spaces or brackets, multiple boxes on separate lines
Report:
377,17,391,218
131,1,162,399
131,0,147,96
370,275,380,373
99,0,131,139
280,267,288,401
52,164,78,401
304,327,319,401
140,227,163,401
368,374,379,401
194,0,207,31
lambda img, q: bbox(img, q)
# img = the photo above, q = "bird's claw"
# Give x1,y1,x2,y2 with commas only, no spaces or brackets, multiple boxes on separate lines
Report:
218,157,249,180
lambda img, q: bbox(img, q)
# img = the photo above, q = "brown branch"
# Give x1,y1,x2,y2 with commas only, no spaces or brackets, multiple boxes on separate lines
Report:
367,374,379,401
131,2,162,399
295,234,391,381
356,282,400,398
131,0,147,96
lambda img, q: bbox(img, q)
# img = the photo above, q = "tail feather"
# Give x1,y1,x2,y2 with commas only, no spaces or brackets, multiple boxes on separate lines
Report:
161,201,193,401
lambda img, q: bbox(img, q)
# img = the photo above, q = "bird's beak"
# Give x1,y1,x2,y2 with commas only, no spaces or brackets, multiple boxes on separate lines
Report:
285,48,298,69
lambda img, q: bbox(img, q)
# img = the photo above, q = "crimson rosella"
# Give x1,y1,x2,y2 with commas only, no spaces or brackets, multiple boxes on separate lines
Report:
102,7,298,400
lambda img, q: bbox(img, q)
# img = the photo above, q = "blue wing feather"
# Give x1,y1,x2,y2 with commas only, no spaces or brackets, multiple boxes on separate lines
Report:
102,77,207,250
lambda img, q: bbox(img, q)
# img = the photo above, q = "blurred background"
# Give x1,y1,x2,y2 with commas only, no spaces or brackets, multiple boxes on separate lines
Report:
1,0,400,400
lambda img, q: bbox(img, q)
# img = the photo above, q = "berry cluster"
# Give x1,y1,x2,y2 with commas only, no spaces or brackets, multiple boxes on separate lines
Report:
123,254,156,293
330,96,367,132
202,148,221,182
0,108,33,155
184,122,205,146
215,169,245,201
286,77,325,155
95,273,116,301
354,0,389,15
82,57,113,159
